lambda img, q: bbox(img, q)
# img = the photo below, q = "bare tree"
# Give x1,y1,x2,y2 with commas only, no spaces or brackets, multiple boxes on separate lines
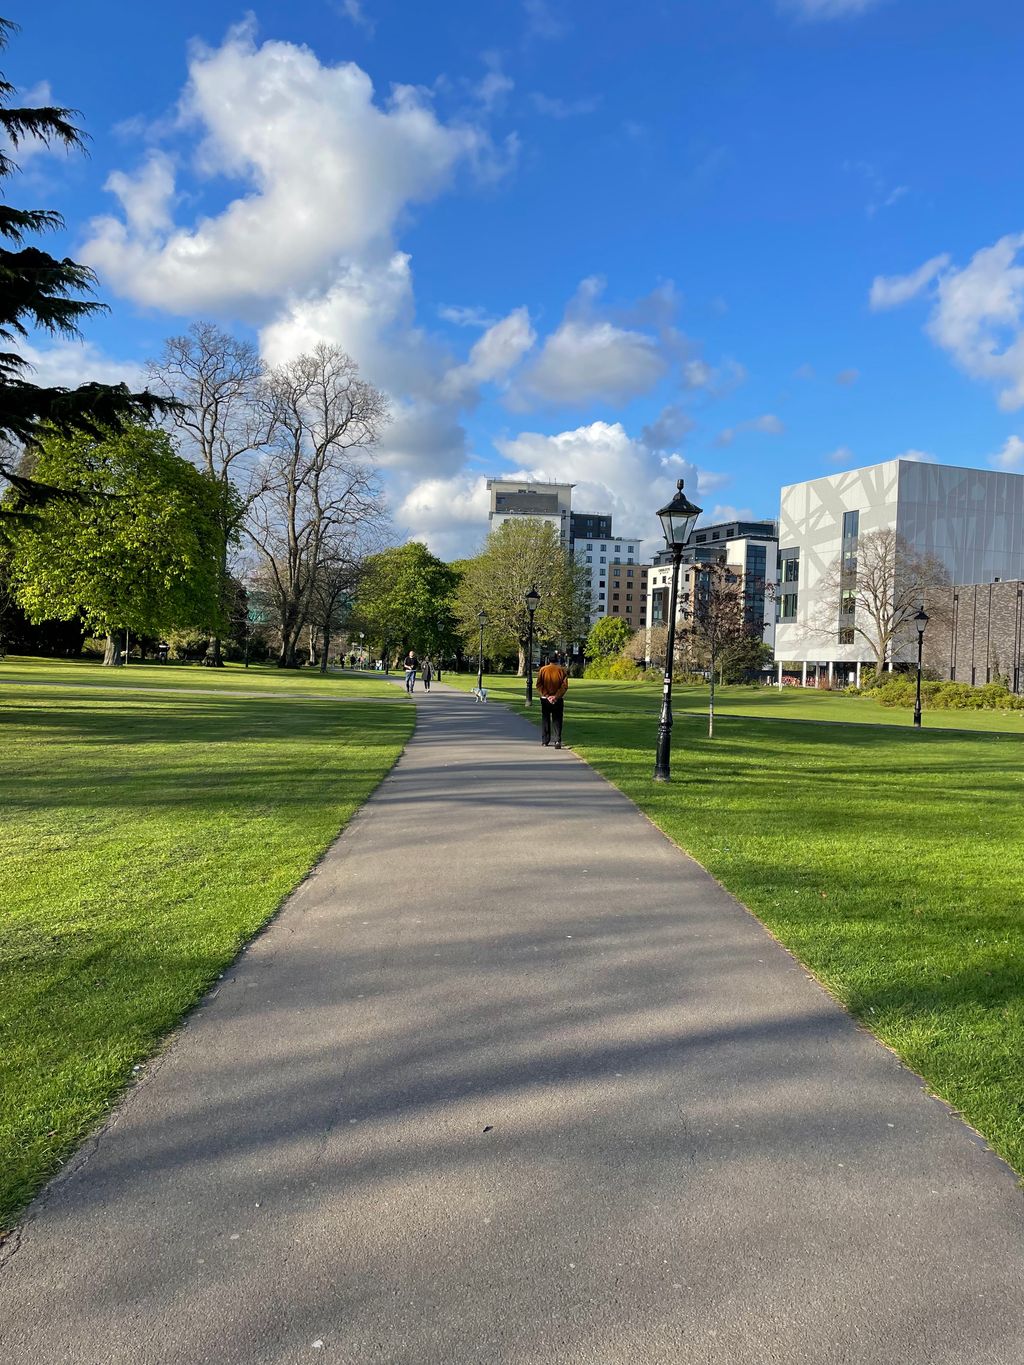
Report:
146,323,273,665
814,528,949,675
248,344,389,668
306,531,381,673
679,561,757,737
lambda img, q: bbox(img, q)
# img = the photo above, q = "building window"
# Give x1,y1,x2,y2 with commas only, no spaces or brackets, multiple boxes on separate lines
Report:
780,548,799,583
626,568,634,577
599,580,605,588
696,533,706,543
626,593,633,601
600,544,607,551
838,627,855,644
600,556,606,564
778,592,798,621
842,510,860,540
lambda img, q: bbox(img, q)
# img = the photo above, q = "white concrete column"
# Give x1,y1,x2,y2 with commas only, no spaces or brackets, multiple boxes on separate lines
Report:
801,661,808,687
855,660,862,687
777,661,783,689
827,661,834,687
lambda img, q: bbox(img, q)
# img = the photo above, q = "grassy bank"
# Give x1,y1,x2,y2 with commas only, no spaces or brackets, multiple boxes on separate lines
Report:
0,665,413,1233
449,673,1024,1175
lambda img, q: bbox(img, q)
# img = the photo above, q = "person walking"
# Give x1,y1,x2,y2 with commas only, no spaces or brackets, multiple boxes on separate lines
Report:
421,658,433,693
536,651,569,749
404,651,418,694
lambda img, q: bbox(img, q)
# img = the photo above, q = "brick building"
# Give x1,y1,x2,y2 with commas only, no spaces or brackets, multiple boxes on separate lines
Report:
922,579,1024,693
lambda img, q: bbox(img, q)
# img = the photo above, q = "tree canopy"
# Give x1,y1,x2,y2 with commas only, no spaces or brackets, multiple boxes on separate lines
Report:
455,520,591,673
0,19,170,506
354,541,461,661
586,614,632,658
5,425,229,661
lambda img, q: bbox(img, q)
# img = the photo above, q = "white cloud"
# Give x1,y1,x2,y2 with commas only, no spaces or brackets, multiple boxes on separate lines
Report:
514,318,664,406
896,449,936,463
398,419,732,558
396,474,491,557
990,435,1024,470
530,92,600,118
836,368,860,386
438,304,496,328
826,445,855,466
16,338,144,390
524,0,568,40
715,413,784,447
781,0,886,19
703,504,756,525
374,400,468,480
338,0,374,35
440,307,536,402
473,56,514,113
641,404,696,451
871,236,1024,410
869,254,950,311
926,234,1024,412
82,22,495,315
681,355,747,394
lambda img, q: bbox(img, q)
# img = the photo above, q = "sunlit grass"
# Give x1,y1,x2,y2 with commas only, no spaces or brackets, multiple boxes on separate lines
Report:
0,673,413,1233
447,673,1024,1176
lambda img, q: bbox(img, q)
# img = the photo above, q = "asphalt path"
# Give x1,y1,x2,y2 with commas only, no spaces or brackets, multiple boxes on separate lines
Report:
2,683,1022,1364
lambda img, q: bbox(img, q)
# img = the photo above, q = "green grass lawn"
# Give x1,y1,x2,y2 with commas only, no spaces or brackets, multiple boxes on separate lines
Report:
0,654,397,697
449,672,1024,1175
0,662,413,1234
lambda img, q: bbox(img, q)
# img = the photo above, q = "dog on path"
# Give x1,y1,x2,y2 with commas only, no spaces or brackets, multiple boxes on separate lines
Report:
472,686,488,703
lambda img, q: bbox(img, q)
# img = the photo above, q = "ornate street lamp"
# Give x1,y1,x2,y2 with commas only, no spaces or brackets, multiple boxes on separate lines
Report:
525,584,541,706
477,608,487,692
653,479,703,781
913,606,929,729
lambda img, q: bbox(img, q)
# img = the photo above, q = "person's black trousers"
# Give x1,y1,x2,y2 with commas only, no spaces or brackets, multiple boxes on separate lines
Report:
541,697,563,746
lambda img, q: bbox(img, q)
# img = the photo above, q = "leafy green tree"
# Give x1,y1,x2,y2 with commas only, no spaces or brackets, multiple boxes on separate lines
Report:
354,541,460,666
0,20,170,509
456,520,591,675
719,636,773,683
6,426,229,664
586,614,632,659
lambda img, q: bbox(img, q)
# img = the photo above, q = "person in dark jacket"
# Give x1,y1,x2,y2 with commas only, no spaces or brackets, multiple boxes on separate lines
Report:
536,653,569,748
421,658,433,692
404,651,418,693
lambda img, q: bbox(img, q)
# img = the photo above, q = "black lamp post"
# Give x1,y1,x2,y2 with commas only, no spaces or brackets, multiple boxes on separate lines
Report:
477,608,487,691
653,479,703,782
525,584,541,706
913,606,929,729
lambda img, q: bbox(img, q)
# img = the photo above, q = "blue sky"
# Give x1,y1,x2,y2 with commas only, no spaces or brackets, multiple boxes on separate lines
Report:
9,0,1024,555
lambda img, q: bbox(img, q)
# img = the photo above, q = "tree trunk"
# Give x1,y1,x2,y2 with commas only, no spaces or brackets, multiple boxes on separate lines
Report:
517,644,526,677
202,635,224,667
708,671,715,738
103,632,124,667
320,624,330,673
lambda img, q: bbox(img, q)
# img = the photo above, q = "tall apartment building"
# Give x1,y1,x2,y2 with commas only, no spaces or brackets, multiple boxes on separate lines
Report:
573,532,650,632
486,478,574,546
569,511,612,543
774,459,1024,684
647,518,779,648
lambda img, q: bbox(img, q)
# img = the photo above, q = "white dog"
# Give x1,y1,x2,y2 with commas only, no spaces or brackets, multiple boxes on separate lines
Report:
472,686,488,703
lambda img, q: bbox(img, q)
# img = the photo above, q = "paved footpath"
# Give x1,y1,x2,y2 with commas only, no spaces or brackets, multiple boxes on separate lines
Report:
2,685,1023,1364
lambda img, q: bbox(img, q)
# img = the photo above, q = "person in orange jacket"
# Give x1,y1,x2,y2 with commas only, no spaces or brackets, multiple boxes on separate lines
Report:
536,651,569,748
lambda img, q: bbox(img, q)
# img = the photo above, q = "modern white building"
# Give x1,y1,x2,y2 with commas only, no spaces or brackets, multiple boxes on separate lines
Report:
573,534,647,626
774,459,1024,685
486,479,574,546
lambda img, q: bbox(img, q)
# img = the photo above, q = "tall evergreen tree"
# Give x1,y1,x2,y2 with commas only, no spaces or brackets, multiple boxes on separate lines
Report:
0,18,169,509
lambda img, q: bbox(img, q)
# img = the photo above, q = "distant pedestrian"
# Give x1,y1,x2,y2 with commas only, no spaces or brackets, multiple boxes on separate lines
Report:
421,658,433,692
404,651,418,693
536,652,569,749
